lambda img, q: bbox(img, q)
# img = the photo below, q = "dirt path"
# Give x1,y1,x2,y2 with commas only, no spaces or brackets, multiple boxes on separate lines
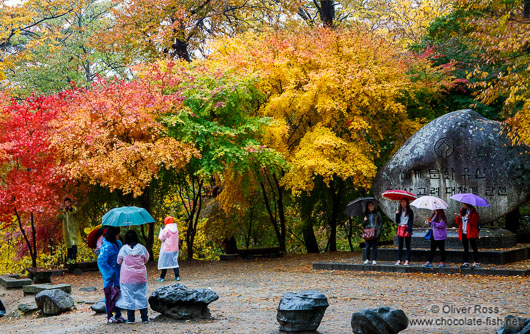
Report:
1,252,529,333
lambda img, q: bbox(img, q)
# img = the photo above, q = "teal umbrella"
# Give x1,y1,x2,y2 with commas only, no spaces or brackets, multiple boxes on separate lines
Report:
102,206,156,227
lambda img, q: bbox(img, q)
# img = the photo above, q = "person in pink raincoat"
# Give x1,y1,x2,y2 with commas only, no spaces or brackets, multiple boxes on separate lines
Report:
157,216,180,281
115,230,149,324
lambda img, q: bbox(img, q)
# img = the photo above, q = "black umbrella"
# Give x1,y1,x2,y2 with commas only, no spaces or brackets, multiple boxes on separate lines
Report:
344,197,379,217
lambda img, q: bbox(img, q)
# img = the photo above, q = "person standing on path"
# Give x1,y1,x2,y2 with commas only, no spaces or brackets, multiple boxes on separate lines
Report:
456,203,480,268
422,209,447,268
97,226,125,323
60,197,79,262
157,216,181,281
116,230,150,324
362,202,383,265
395,198,414,266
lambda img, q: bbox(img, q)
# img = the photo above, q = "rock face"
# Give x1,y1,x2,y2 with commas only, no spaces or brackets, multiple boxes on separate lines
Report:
18,303,39,314
90,298,106,314
497,315,530,334
277,291,329,332
148,284,219,320
373,110,530,226
351,307,408,334
35,289,74,316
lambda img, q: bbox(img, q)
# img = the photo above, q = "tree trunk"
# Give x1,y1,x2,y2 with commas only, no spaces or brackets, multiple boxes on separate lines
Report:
505,208,521,233
299,194,320,253
30,213,37,268
222,237,239,254
320,0,334,27
327,178,344,252
140,187,155,261
260,180,286,252
14,207,36,268
172,38,192,62
524,0,530,19
273,174,287,253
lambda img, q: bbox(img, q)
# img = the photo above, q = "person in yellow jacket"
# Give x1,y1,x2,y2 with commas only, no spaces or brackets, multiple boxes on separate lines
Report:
60,198,80,262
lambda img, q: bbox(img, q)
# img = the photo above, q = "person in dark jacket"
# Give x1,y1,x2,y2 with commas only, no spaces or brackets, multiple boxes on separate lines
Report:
0,298,5,318
395,198,414,265
456,203,480,268
362,202,383,265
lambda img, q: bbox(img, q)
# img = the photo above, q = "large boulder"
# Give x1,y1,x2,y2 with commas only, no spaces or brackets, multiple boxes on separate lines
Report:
35,289,74,316
148,283,218,320
497,315,530,334
373,109,530,226
351,307,408,334
277,291,329,332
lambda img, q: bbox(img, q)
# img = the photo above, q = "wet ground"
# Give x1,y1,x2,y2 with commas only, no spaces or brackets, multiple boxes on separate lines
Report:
1,252,529,333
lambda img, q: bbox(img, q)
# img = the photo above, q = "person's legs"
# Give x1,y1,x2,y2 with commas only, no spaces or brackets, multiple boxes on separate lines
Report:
173,267,180,279
160,269,167,279
429,240,436,263
405,237,412,262
470,238,479,263
114,306,122,318
372,239,378,261
365,241,372,261
140,308,148,322
127,309,135,323
397,237,404,261
71,245,77,262
462,233,470,263
439,240,446,263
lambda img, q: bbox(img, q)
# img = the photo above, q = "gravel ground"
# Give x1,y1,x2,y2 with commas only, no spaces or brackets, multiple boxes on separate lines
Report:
1,252,529,334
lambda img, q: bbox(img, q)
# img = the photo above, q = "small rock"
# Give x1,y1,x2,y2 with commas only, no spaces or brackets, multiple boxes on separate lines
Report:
79,287,97,292
148,283,218,320
497,315,530,334
90,298,106,314
18,303,39,314
351,307,408,334
277,291,329,332
35,289,74,316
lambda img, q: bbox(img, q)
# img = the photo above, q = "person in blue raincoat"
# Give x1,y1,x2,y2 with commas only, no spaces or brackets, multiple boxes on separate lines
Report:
97,226,125,323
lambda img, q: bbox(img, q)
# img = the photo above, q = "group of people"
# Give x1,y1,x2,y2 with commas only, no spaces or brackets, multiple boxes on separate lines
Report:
361,199,480,268
97,216,181,324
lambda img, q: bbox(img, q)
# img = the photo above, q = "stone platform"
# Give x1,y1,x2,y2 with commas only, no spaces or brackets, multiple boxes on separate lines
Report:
362,245,530,265
395,228,517,249
313,262,530,277
23,283,72,295
0,275,32,289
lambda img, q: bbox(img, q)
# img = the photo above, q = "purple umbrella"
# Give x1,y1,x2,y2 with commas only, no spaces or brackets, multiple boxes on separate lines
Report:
103,286,120,319
450,193,489,207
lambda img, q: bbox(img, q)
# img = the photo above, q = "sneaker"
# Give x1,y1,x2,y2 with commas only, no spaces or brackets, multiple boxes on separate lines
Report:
471,263,479,269
142,320,149,324
403,261,410,266
107,317,119,324
460,263,470,268
372,260,377,265
116,316,127,323
174,277,181,281
422,262,433,268
395,260,402,266
438,262,446,268
157,278,165,282
126,320,135,324
363,260,370,265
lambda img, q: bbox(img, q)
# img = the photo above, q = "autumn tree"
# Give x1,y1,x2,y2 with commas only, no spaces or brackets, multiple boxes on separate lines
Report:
49,78,198,257
0,94,68,267
212,27,451,251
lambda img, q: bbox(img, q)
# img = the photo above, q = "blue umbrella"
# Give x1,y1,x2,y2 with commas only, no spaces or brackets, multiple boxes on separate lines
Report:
102,206,156,227
450,193,490,207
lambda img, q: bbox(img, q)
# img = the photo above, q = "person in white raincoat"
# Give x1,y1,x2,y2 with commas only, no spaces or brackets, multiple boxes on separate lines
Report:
157,216,180,281
116,230,149,324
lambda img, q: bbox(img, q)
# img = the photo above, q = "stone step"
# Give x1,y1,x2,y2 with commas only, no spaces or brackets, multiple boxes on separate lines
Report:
362,245,530,264
313,262,530,277
23,283,72,295
0,275,33,289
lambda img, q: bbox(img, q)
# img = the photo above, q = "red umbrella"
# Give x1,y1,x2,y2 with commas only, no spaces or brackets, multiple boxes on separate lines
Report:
382,190,417,201
87,226,104,249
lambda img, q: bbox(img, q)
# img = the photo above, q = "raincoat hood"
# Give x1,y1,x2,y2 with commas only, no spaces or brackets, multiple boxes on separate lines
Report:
166,223,178,233
121,244,146,256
